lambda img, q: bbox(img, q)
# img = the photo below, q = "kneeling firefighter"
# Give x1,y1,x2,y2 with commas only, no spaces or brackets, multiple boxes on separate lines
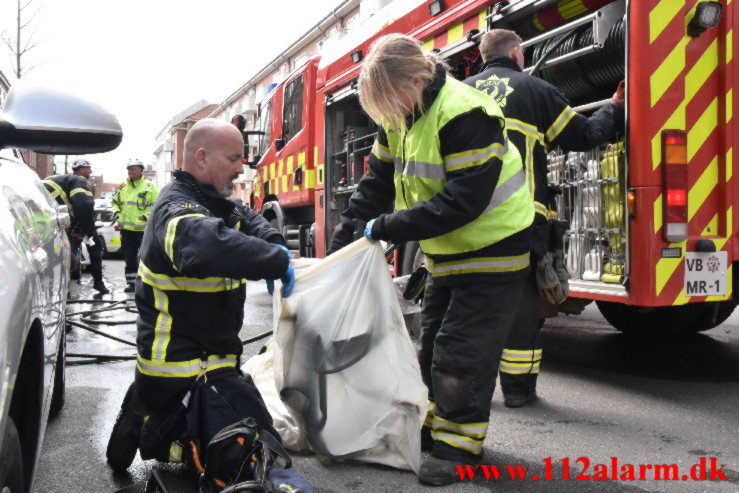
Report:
106,119,307,492
328,34,534,486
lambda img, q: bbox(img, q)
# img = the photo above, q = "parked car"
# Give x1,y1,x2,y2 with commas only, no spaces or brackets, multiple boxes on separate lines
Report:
0,83,122,492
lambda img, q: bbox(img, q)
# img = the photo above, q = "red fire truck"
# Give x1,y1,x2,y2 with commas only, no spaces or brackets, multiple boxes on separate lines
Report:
246,0,735,334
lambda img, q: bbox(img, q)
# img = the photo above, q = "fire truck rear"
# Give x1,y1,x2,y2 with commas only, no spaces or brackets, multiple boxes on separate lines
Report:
250,0,735,334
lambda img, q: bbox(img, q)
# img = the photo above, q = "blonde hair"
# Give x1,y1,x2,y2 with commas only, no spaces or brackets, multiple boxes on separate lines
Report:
479,29,523,62
358,33,442,130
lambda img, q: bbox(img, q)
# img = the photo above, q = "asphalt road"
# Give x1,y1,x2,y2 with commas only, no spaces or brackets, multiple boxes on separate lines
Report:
33,259,739,492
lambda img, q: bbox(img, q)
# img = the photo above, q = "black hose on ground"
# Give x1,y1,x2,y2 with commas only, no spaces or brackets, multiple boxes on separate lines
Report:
65,320,137,347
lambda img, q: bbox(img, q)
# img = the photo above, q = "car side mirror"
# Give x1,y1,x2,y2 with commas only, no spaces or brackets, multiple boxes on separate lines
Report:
0,82,122,154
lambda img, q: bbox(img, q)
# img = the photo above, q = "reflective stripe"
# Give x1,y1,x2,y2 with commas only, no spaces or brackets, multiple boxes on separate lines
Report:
432,415,487,439
394,157,446,180
169,442,183,462
482,168,527,215
545,106,577,143
139,262,245,293
501,348,542,361
424,400,436,428
372,141,393,162
136,354,240,378
431,430,483,455
151,286,172,361
427,252,530,277
506,118,544,144
444,141,507,173
499,361,541,374
534,202,549,217
118,221,146,231
125,201,141,206
70,187,93,197
165,213,206,270
43,180,75,218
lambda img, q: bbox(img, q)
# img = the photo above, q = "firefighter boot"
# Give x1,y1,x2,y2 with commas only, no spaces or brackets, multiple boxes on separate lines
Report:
504,391,538,408
106,382,147,471
123,282,135,293
93,279,110,294
419,455,475,486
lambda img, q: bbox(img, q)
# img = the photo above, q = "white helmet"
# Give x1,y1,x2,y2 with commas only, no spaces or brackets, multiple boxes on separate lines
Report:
72,158,91,170
127,158,144,169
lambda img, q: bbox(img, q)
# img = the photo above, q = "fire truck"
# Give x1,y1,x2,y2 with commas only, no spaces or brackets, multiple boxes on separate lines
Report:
245,0,735,334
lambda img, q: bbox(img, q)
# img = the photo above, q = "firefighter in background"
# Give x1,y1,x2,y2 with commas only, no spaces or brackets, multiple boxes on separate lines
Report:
106,119,294,475
112,159,159,292
43,159,109,293
464,29,625,407
329,34,533,486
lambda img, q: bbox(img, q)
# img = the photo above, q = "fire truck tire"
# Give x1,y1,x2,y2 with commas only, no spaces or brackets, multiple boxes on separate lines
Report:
685,300,737,333
400,241,424,276
595,301,707,335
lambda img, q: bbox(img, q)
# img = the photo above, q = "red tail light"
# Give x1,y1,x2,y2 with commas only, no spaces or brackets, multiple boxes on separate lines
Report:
114,224,120,231
662,130,688,243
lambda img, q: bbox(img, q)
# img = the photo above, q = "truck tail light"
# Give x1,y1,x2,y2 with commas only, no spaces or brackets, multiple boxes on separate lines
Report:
662,130,688,243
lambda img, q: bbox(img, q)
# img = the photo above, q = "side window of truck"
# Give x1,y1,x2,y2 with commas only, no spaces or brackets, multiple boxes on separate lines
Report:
282,75,304,143
259,102,272,156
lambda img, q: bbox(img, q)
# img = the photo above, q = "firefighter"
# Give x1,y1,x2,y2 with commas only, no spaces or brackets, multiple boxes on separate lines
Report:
112,158,159,292
464,29,625,407
43,159,109,294
328,34,533,486
106,118,294,474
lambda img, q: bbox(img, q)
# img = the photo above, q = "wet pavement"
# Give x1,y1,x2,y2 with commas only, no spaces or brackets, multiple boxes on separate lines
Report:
33,258,739,492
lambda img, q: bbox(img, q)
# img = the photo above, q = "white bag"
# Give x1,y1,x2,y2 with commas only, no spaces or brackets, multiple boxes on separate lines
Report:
272,238,428,472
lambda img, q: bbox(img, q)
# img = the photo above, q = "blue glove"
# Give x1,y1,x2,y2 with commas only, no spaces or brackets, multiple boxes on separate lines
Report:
280,264,295,298
267,244,293,295
364,218,376,240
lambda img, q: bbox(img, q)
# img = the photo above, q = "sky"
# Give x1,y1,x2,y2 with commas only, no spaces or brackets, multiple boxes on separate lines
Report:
0,0,343,182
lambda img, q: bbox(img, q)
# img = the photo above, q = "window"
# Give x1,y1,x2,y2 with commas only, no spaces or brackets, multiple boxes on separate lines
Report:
282,75,304,143
258,102,272,157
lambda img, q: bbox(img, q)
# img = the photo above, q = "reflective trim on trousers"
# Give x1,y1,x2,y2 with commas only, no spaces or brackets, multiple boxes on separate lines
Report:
138,262,245,292
169,442,183,462
431,430,483,455
136,354,239,378
427,253,530,277
424,400,437,428
432,415,487,439
501,348,543,361
499,361,541,375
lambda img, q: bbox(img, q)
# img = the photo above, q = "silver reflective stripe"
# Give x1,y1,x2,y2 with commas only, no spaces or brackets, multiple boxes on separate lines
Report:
152,286,170,361
482,168,526,215
433,256,530,275
499,361,541,374
432,416,487,438
431,430,483,455
119,221,145,230
506,119,544,144
43,180,75,218
169,442,182,462
501,349,543,361
136,355,239,376
125,201,140,206
444,141,507,171
545,106,577,143
372,143,393,161
138,263,243,292
394,157,446,180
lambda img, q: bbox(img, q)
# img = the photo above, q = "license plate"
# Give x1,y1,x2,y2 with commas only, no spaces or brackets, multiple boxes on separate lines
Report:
110,237,121,246
684,251,727,296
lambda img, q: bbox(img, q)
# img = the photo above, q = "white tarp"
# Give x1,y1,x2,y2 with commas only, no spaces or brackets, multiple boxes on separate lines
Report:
271,238,428,472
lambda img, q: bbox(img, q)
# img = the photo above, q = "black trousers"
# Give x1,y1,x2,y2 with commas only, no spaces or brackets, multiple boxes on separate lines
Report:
120,229,144,283
69,232,104,283
419,273,526,462
499,268,542,397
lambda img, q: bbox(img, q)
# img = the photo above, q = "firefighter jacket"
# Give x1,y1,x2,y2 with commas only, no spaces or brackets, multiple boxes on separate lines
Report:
112,177,159,232
464,56,624,222
135,170,288,381
332,64,534,284
42,174,96,236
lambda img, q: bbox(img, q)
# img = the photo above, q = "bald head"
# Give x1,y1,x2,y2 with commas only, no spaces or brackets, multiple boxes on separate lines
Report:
183,118,245,197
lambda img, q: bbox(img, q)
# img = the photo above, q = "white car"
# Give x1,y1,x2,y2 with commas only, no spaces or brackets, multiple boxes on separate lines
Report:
79,208,121,270
0,83,122,492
